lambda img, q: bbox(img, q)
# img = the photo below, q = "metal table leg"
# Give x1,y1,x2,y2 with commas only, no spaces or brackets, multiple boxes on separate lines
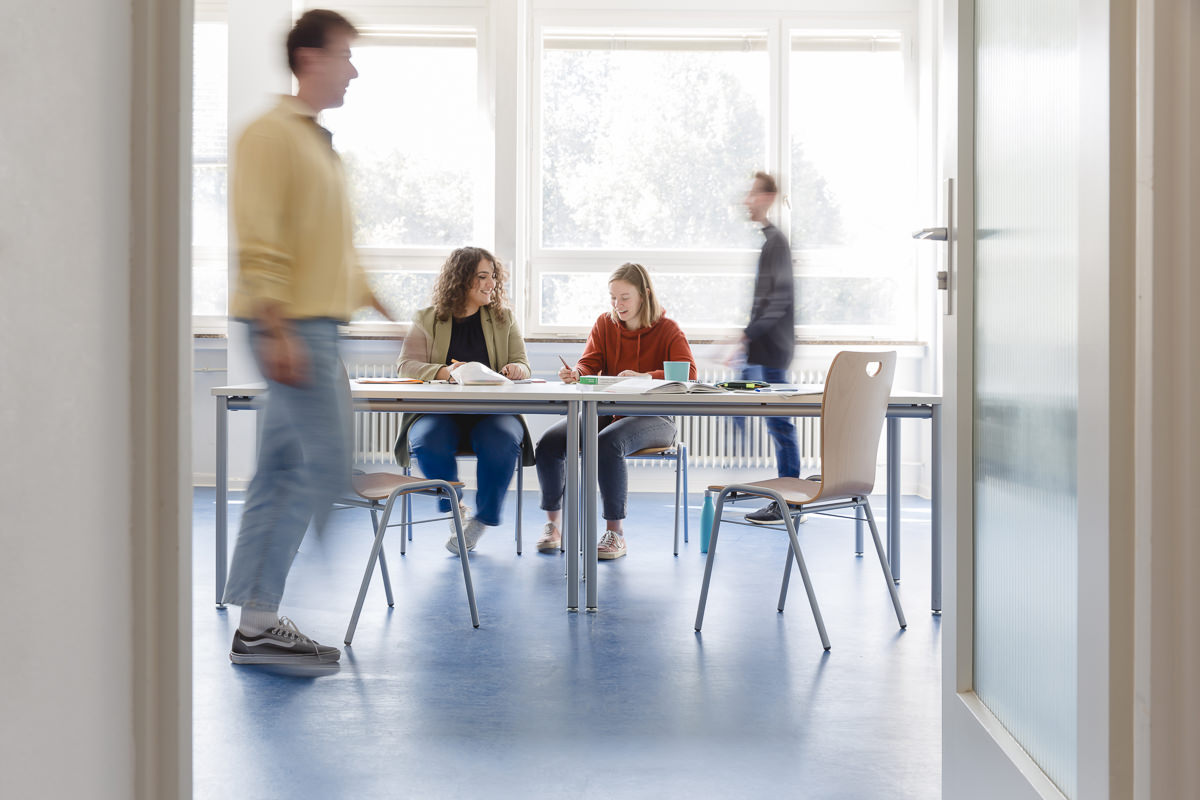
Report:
931,405,942,613
215,395,228,607
584,399,599,611
887,417,901,583
566,400,580,611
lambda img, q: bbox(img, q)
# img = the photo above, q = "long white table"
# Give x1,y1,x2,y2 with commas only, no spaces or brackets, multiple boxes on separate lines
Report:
211,382,942,613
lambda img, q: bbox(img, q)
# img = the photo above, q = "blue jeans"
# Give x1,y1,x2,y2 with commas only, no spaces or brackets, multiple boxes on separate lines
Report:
408,414,524,527
536,415,676,521
742,364,800,479
222,319,351,611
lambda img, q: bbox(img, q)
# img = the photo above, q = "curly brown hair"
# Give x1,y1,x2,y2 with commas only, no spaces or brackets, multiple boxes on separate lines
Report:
431,247,511,323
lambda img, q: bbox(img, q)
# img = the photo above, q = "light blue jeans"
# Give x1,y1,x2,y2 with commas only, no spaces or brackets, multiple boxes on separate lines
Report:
222,319,351,611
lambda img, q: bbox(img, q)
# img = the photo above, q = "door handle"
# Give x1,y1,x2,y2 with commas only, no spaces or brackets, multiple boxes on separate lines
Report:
912,227,948,241
912,179,954,315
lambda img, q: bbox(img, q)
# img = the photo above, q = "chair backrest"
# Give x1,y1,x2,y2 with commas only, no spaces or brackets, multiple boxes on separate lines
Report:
816,351,897,499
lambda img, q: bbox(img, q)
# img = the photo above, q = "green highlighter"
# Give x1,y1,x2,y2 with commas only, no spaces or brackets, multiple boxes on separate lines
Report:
715,380,770,390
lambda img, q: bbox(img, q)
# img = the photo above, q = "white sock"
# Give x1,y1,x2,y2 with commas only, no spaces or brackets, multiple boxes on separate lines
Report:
239,608,278,636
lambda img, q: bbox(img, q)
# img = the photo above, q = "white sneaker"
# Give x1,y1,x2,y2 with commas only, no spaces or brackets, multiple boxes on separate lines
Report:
446,518,486,556
448,502,471,535
536,522,561,553
597,530,627,560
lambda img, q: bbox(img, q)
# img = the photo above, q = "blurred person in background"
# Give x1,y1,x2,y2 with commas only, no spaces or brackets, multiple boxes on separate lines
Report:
737,171,800,525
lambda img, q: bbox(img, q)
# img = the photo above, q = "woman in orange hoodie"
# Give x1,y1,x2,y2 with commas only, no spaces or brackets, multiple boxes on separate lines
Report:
534,263,697,559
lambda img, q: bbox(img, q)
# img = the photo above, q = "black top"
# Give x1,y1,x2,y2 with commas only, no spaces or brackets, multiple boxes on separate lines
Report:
446,310,490,366
744,223,796,369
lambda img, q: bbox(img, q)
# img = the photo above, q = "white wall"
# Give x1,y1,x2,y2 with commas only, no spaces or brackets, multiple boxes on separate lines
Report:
0,1,136,796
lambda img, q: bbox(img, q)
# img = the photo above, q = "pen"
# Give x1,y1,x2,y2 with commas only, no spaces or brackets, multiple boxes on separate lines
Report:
557,355,572,371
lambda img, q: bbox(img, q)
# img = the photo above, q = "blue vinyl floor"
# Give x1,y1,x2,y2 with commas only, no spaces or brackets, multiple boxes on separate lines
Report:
193,487,941,799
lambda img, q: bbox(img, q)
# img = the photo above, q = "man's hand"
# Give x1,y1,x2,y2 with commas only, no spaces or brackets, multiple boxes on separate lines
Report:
618,370,651,378
256,327,309,387
558,366,580,384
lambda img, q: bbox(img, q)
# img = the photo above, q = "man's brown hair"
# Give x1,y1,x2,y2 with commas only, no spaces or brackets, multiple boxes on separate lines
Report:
286,9,358,75
753,171,778,195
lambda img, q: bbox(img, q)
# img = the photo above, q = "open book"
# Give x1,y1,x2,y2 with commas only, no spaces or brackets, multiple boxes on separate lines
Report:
449,361,510,385
602,378,726,394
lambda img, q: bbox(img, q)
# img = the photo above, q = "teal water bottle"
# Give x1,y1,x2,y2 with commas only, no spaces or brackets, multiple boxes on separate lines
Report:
699,491,714,553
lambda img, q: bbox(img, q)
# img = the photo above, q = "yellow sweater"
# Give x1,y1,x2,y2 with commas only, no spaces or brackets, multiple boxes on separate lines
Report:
229,96,370,321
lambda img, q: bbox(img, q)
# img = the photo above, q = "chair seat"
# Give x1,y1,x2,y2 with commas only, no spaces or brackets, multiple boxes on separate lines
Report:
707,477,824,506
629,445,675,456
351,472,463,501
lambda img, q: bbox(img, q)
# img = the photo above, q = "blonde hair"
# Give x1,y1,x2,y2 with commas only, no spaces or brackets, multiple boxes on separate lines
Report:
430,246,510,323
607,262,664,330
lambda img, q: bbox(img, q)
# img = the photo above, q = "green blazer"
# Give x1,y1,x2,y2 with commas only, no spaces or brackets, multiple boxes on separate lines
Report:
393,305,535,467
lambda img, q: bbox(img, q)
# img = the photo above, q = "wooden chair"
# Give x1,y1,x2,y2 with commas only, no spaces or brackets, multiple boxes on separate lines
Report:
338,472,479,645
694,351,906,650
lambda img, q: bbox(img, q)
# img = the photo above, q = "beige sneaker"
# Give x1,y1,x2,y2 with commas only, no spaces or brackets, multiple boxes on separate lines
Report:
597,530,627,560
536,522,561,553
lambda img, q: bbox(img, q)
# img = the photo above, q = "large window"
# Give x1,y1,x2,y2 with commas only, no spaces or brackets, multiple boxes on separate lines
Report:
192,20,229,323
323,29,487,327
192,9,923,342
534,30,768,333
531,22,918,338
789,33,915,337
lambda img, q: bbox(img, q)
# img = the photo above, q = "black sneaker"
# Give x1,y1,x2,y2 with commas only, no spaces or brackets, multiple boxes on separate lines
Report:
745,501,787,524
230,616,341,664
744,502,808,525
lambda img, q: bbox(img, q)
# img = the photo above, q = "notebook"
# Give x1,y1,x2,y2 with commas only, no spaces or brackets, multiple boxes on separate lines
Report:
602,378,726,394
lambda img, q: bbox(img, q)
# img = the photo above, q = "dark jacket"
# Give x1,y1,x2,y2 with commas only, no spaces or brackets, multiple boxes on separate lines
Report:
744,223,796,369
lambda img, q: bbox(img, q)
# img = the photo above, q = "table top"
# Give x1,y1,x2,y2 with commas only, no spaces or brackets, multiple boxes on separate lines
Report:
213,381,941,406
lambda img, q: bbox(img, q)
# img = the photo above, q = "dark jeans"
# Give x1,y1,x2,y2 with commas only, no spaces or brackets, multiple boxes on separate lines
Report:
536,415,676,521
408,414,524,527
742,364,800,479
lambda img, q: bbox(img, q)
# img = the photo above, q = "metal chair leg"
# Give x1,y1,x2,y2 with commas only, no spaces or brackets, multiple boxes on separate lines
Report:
681,442,689,544
370,508,395,608
516,457,523,555
345,491,403,645
863,499,907,629
779,501,831,651
694,490,731,631
778,543,793,611
673,447,682,556
443,484,480,628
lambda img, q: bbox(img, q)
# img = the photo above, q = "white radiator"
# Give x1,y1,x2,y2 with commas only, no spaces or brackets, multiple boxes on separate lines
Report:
674,366,823,472
344,361,824,472
346,361,402,465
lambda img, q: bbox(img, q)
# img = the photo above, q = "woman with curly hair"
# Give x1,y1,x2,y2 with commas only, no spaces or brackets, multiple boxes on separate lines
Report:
395,246,533,555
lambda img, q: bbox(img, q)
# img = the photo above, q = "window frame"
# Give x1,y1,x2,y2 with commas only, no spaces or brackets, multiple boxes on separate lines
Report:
526,8,921,341
325,9,493,337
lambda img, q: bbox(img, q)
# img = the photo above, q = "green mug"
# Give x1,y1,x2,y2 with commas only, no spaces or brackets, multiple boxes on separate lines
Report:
663,361,690,382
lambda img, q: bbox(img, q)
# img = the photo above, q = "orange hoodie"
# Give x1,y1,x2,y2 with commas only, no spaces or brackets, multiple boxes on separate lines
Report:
576,313,697,380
